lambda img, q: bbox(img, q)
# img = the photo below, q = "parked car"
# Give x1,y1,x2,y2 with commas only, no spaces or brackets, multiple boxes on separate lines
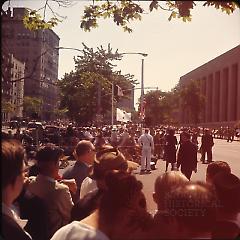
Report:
44,125,61,145
9,120,19,129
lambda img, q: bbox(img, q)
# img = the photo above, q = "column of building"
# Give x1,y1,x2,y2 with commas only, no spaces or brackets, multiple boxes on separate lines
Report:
228,64,237,122
212,71,220,123
205,76,212,123
219,67,228,122
202,77,206,124
237,62,240,120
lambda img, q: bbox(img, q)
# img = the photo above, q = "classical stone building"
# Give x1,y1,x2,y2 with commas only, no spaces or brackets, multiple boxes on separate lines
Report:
2,7,60,120
179,45,240,126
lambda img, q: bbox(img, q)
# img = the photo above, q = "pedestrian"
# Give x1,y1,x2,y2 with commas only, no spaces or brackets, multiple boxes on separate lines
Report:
62,140,96,203
200,129,214,164
164,128,177,172
138,128,154,174
177,132,198,180
2,140,32,240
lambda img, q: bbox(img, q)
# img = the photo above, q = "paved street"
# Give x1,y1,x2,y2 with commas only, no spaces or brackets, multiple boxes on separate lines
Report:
135,138,240,213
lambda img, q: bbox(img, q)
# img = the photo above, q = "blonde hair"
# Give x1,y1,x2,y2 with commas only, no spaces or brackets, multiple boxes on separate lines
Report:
154,171,189,207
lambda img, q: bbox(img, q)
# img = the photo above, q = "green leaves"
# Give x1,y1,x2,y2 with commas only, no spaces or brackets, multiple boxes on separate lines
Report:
23,8,62,31
23,96,43,117
8,1,238,32
149,0,159,12
179,80,205,124
80,1,144,33
59,43,136,124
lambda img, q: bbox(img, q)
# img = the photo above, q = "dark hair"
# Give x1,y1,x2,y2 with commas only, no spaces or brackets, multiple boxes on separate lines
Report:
212,172,240,213
165,181,217,233
75,140,93,156
36,143,63,163
2,140,25,189
182,132,190,139
206,161,231,181
168,128,175,135
99,172,146,226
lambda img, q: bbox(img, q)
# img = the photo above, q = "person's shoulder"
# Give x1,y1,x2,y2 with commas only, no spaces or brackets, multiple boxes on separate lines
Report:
2,214,32,240
55,180,71,191
62,165,75,178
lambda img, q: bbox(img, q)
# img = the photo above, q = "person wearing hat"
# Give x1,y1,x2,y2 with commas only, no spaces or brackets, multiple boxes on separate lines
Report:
26,143,74,238
71,145,138,221
176,132,198,180
53,171,152,240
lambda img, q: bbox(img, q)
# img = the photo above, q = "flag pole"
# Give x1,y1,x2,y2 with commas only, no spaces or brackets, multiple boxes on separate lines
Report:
111,83,114,126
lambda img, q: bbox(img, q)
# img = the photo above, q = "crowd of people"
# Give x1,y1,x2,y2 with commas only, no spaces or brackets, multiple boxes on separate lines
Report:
1,123,240,239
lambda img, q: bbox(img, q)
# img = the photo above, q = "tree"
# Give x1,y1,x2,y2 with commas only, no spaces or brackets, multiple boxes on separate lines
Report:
2,98,14,114
53,107,68,119
142,90,176,126
59,43,136,125
179,79,205,124
23,96,43,119
5,1,238,32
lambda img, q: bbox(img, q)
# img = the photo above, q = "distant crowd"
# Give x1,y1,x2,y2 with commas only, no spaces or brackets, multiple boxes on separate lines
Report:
1,121,240,239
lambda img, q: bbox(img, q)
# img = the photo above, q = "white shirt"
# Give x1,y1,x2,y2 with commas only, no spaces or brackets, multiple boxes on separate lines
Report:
50,221,109,240
80,177,98,199
138,133,154,150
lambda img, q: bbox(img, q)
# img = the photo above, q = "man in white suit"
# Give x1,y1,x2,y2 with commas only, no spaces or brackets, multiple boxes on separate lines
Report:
138,128,154,174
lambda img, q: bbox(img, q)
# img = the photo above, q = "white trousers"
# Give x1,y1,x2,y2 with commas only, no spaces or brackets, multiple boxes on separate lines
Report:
141,147,151,170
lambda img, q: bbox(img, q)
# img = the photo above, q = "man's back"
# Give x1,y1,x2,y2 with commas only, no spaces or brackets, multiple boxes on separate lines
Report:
202,134,214,148
138,133,154,148
178,141,197,169
62,161,90,202
27,175,73,238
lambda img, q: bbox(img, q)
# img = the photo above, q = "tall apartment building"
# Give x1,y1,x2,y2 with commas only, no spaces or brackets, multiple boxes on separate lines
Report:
179,45,240,127
11,54,25,119
2,7,60,120
2,53,25,121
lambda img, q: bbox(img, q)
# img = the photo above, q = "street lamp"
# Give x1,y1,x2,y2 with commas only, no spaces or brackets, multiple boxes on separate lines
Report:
119,52,148,126
55,46,83,53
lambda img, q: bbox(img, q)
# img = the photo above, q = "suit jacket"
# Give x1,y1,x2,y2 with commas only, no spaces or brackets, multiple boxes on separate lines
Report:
1,214,32,240
27,174,74,238
201,134,214,150
177,141,197,171
62,161,90,203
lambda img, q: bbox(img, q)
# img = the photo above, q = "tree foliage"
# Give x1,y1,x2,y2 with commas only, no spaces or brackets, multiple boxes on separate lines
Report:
23,96,43,118
7,1,239,32
2,98,14,114
59,43,136,125
143,90,177,126
179,79,205,124
140,79,205,126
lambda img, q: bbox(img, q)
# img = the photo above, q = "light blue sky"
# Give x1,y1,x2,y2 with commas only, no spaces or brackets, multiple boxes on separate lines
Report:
3,1,240,107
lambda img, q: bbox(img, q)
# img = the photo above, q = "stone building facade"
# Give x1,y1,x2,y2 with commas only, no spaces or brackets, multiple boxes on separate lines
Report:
10,54,25,119
2,7,60,120
2,53,25,121
179,45,240,126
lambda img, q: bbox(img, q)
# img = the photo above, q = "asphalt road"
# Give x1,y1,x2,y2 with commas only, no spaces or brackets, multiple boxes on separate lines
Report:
135,138,240,213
